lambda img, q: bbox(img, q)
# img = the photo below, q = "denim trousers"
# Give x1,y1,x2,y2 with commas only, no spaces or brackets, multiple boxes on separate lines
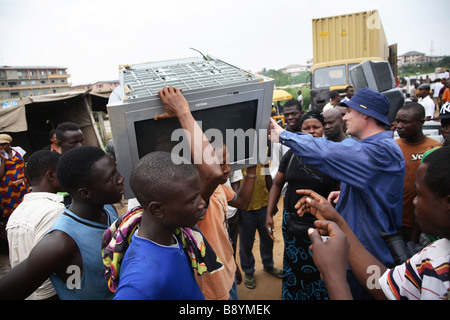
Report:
238,206,274,275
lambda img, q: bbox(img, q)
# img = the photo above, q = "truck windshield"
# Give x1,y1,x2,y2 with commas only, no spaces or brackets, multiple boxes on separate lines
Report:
313,65,346,88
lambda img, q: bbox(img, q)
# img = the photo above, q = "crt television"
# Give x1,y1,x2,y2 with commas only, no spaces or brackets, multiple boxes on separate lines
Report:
382,87,405,125
349,60,395,93
108,56,274,199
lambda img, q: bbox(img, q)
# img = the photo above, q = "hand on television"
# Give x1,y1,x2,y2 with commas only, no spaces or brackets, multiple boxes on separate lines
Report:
295,189,341,222
156,87,190,120
268,118,283,143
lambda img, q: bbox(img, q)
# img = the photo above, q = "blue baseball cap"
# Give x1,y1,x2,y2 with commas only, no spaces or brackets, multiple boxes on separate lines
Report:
340,88,391,126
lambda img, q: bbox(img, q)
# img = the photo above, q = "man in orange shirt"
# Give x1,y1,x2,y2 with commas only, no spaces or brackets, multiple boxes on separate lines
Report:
395,102,441,241
157,87,256,300
440,79,450,104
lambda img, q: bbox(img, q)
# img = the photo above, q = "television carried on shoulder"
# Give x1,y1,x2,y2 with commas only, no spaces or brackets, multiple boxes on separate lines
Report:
382,87,405,125
107,55,274,198
349,60,395,93
349,60,405,127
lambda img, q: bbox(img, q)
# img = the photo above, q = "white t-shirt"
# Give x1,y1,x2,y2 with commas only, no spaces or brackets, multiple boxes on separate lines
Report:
226,170,243,219
379,238,450,300
419,95,436,118
433,83,444,97
6,192,65,300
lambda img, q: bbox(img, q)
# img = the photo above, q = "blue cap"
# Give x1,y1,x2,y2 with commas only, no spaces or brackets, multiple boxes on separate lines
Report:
341,88,391,126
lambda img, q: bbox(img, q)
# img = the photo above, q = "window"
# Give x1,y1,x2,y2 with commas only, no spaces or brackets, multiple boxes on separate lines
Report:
313,65,347,88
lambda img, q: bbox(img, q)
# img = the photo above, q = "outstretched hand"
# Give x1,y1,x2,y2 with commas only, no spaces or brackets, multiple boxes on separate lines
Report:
307,220,351,300
156,87,190,120
295,189,341,222
268,118,283,143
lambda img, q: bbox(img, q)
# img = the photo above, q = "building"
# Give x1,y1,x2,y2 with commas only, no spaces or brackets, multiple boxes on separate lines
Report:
0,66,71,100
398,51,444,66
280,64,309,76
71,80,119,92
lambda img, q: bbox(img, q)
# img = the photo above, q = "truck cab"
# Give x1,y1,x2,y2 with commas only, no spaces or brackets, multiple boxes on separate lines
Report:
310,57,383,111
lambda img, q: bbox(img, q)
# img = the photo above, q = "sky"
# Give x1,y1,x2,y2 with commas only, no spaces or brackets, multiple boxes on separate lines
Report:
1,0,449,85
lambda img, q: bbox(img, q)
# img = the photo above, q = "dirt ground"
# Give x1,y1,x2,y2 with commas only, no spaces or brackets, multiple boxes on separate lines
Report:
0,198,285,300
235,198,284,300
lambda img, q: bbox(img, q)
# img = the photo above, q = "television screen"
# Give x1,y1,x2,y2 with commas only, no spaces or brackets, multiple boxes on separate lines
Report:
134,99,258,163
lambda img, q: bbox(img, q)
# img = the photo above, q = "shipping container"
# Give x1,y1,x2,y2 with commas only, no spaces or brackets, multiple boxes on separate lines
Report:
312,10,388,64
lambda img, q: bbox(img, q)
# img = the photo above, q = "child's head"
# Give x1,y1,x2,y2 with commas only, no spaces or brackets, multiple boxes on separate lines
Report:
26,150,62,191
414,146,450,239
130,151,205,228
57,146,124,204
209,141,230,185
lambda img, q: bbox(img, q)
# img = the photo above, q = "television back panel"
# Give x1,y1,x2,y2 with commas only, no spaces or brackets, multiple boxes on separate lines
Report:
349,60,395,92
119,56,262,100
108,56,274,198
382,87,405,125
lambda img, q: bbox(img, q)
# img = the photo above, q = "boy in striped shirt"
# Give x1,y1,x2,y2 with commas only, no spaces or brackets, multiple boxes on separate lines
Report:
296,146,450,300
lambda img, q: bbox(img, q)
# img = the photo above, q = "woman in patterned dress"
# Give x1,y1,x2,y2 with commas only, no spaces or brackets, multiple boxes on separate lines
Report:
0,134,29,253
266,112,338,300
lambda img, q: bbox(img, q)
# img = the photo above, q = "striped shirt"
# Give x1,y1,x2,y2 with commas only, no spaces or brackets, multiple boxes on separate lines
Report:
379,238,450,300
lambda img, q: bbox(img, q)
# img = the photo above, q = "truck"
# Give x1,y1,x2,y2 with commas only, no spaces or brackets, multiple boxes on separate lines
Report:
310,10,397,110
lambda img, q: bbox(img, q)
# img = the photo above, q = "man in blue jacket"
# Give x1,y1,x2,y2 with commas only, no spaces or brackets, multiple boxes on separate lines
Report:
269,88,405,300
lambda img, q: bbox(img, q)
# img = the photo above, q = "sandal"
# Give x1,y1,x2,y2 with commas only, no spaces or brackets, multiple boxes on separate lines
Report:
263,267,283,279
244,274,255,289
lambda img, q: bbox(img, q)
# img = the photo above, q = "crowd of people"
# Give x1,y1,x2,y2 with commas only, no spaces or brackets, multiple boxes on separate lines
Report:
0,83,448,300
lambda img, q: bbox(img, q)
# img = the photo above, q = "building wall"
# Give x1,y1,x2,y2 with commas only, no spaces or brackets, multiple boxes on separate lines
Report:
0,66,71,100
71,81,119,92
398,52,444,66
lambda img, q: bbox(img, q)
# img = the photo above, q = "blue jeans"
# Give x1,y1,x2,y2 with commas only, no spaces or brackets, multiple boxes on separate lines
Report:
228,278,239,300
238,206,274,275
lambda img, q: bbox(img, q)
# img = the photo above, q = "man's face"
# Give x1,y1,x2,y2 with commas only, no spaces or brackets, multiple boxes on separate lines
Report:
324,112,343,139
0,142,10,154
395,109,423,140
162,172,206,228
86,155,124,205
440,118,450,141
346,87,355,98
283,106,302,132
215,145,231,185
334,105,348,133
417,88,428,98
413,163,450,238
59,130,84,154
342,107,365,138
